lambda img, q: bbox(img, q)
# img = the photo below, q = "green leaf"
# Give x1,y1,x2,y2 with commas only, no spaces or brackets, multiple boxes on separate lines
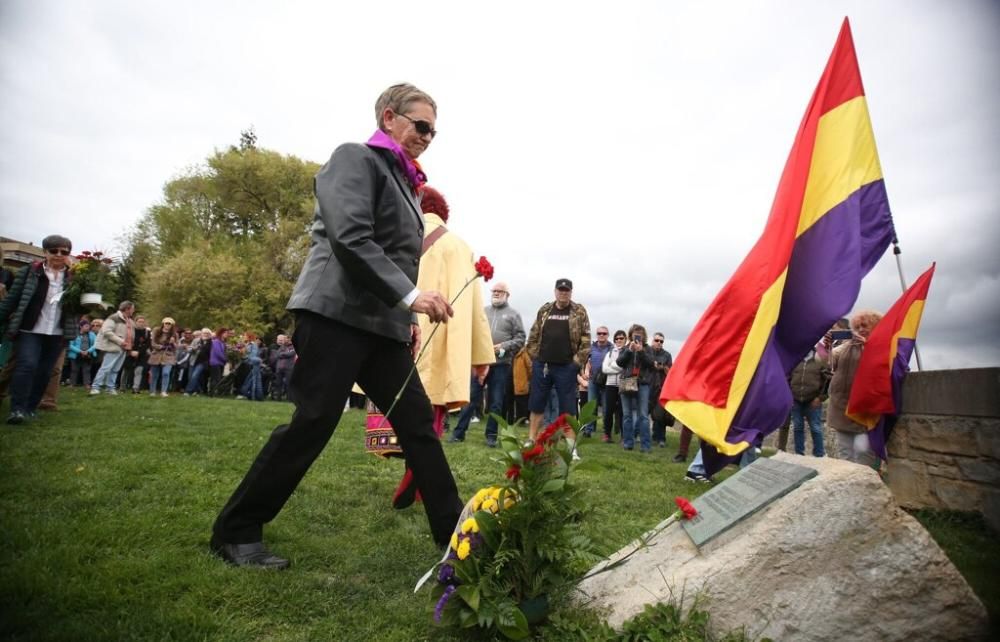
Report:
497,606,530,640
475,510,501,550
456,585,480,611
458,608,478,628
540,479,565,494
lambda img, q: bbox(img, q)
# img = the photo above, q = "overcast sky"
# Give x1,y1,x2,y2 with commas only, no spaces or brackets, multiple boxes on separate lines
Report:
2,1,998,369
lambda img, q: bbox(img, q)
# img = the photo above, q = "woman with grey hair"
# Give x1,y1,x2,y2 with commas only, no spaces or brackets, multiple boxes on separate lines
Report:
827,309,883,467
0,234,78,424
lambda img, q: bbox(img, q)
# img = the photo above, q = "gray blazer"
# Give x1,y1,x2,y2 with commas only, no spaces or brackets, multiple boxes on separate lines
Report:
287,143,424,343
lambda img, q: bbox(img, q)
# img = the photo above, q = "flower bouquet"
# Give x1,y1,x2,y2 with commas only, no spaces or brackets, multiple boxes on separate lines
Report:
429,404,603,640
63,250,117,312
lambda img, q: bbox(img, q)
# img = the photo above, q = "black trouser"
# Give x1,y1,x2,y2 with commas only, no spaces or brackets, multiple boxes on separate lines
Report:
207,365,224,396
603,385,623,438
213,312,462,546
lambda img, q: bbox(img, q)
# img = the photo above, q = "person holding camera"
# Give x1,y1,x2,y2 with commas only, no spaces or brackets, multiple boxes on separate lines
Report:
615,323,656,452
828,310,883,467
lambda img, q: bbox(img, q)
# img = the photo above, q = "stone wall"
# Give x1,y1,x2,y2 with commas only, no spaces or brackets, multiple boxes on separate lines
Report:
760,367,999,531
884,368,1000,532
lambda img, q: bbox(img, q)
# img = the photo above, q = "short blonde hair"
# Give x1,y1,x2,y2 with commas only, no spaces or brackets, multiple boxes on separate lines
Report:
850,310,883,337
375,83,437,131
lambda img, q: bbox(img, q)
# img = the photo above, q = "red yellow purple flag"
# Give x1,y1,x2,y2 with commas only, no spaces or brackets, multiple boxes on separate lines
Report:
846,264,935,460
661,18,895,472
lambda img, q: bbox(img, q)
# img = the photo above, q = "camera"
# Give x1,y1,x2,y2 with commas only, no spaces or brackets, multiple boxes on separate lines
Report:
632,335,642,343
830,330,853,341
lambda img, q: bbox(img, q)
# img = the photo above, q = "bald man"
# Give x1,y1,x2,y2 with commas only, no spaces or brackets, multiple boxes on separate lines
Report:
449,281,525,446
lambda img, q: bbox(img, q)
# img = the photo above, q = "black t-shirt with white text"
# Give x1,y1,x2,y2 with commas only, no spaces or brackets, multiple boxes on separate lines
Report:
538,307,573,364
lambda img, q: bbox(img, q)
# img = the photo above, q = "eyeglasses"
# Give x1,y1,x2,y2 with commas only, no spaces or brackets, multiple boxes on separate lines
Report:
491,290,508,295
397,112,436,139
596,332,608,335
653,338,663,343
47,248,71,256
614,336,626,341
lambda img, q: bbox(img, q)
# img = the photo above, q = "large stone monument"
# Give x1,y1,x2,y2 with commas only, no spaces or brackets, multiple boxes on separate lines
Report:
577,452,989,640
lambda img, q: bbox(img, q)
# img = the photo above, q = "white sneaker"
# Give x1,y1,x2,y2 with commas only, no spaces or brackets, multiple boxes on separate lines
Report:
149,392,156,397
89,389,101,396
572,449,581,462
183,393,191,397
470,417,480,424
161,392,169,398
108,389,118,396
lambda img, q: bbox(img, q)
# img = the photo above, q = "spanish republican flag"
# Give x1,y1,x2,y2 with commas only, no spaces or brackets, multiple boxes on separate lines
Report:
847,264,935,460
661,18,895,472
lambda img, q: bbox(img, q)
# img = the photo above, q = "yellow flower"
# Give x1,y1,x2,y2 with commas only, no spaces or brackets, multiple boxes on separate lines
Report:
450,533,459,551
457,538,471,560
503,496,516,509
472,487,492,511
482,497,498,513
461,518,479,534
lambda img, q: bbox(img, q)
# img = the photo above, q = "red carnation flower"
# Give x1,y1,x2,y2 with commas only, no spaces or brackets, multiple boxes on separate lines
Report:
102,258,113,264
537,425,559,446
675,496,698,520
474,256,494,282
505,465,521,480
81,251,92,256
522,444,545,462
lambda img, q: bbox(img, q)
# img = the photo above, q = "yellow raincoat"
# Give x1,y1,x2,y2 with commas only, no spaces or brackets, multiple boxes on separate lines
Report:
416,213,495,409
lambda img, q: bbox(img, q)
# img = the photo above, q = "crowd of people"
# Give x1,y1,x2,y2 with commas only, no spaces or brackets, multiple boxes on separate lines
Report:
443,277,676,460
0,240,300,424
78,307,298,402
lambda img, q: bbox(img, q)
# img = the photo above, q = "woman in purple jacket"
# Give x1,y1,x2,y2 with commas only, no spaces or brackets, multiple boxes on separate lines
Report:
208,327,229,396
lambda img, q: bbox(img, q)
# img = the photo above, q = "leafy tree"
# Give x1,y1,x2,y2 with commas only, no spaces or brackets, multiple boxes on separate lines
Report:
126,136,320,337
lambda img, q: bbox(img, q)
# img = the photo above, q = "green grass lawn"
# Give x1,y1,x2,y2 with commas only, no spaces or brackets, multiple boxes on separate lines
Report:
1,389,995,640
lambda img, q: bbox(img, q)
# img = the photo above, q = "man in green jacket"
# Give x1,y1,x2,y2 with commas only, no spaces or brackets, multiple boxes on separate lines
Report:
524,278,591,443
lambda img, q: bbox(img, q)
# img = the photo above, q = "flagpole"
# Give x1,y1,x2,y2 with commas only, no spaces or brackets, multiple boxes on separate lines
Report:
891,240,924,371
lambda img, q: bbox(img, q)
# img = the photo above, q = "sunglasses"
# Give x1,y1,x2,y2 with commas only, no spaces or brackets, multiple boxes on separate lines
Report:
653,338,663,343
491,290,508,295
47,248,71,256
397,112,436,138
597,332,608,335
614,336,626,341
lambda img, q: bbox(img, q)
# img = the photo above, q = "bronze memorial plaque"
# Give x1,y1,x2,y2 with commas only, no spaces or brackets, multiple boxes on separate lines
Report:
681,457,817,548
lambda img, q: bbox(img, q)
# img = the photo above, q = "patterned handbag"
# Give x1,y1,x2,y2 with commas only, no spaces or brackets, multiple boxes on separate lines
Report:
364,399,404,458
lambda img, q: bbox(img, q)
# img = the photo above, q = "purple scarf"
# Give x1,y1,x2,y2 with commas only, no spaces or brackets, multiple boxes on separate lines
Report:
366,129,427,192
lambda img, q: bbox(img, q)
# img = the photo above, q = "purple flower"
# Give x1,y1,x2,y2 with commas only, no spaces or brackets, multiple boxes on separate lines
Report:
437,563,455,584
434,584,457,622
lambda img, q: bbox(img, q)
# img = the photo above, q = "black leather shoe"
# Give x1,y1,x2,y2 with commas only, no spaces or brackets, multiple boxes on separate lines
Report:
210,536,290,570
